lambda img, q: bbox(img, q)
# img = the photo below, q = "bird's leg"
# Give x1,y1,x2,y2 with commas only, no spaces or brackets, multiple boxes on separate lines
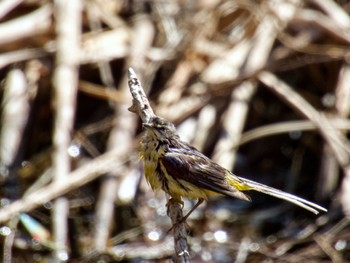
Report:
167,198,204,234
182,198,204,221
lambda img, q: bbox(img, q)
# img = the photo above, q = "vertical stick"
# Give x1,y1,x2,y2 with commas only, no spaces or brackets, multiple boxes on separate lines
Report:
167,199,190,263
127,68,189,262
52,0,82,261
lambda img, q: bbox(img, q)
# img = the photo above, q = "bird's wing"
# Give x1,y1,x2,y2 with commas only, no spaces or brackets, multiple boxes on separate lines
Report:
160,148,327,214
160,150,251,201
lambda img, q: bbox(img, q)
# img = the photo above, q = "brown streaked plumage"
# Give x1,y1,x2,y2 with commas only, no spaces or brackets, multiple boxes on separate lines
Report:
140,116,327,220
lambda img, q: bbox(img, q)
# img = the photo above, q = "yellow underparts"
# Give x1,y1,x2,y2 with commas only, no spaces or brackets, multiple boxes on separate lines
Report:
141,130,252,201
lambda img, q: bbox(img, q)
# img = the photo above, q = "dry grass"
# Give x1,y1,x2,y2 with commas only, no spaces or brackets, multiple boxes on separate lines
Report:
0,0,349,262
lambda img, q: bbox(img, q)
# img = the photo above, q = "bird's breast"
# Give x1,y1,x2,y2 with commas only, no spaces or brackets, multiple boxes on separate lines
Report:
141,136,164,191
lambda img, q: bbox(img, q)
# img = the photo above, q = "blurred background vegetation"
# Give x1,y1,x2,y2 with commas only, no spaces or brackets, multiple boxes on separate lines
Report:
0,0,349,262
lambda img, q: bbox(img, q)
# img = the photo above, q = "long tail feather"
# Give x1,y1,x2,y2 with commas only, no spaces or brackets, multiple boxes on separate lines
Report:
237,176,327,214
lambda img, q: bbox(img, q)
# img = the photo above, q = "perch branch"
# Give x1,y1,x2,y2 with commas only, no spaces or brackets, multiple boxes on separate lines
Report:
127,68,155,122
127,67,189,263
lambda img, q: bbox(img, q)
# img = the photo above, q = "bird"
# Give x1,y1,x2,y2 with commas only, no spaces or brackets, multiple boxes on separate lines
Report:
140,115,327,221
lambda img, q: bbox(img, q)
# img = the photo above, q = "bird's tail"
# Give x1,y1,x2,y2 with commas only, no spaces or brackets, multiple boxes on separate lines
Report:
237,176,327,214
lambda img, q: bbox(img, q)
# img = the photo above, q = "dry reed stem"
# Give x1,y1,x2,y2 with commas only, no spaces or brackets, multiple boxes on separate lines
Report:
0,0,23,20
52,0,82,259
0,69,29,167
259,71,350,167
212,0,294,168
0,149,124,223
0,4,52,46
335,64,350,217
0,68,29,263
0,0,348,261
239,119,350,146
92,17,156,249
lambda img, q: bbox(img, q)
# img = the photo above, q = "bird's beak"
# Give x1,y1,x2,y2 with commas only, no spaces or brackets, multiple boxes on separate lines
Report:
142,123,153,129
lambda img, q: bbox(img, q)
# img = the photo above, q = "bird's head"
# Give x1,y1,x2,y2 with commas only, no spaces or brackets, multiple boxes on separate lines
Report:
143,116,179,140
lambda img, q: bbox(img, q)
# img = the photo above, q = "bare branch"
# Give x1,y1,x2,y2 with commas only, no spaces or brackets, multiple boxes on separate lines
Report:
127,68,155,123
127,68,189,262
